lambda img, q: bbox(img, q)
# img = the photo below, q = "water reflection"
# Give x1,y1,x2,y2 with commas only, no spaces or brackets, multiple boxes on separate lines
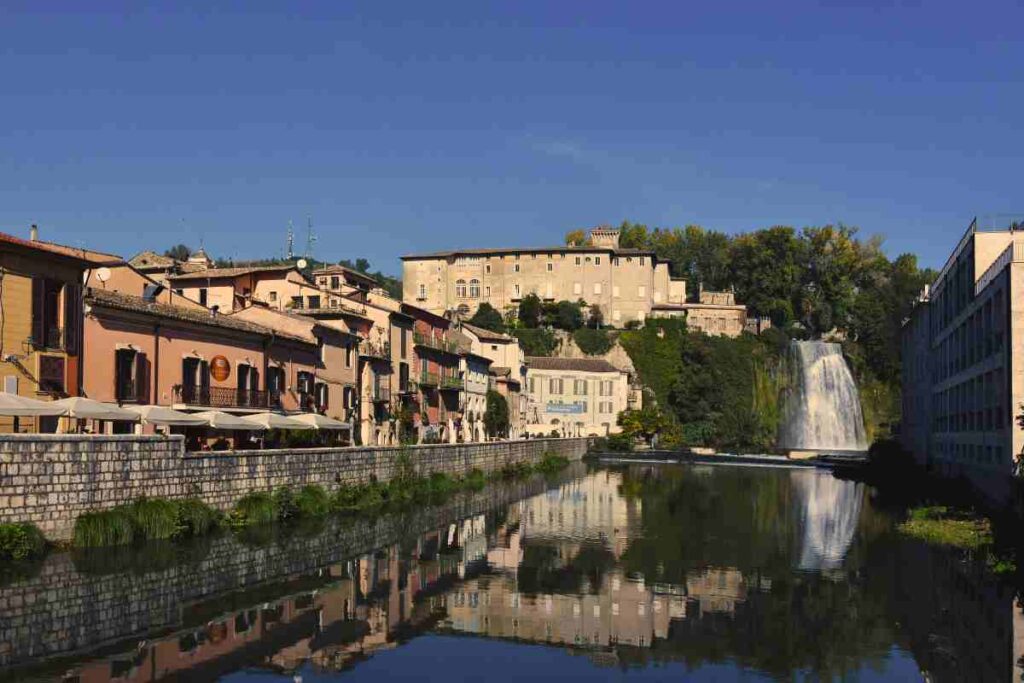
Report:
2,465,1022,682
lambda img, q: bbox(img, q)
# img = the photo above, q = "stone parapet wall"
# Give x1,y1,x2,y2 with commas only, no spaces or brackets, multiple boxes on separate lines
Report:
0,435,589,541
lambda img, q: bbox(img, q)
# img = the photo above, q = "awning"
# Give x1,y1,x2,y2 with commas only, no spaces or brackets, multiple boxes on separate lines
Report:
123,405,210,427
191,410,267,431
52,397,139,421
290,413,352,431
0,392,68,417
240,412,309,430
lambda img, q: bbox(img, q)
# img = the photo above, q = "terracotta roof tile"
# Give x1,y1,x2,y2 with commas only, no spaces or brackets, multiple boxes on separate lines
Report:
0,232,123,265
525,356,620,373
167,264,299,281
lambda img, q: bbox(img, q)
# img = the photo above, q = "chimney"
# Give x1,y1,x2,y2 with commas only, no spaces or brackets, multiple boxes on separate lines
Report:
29,224,38,241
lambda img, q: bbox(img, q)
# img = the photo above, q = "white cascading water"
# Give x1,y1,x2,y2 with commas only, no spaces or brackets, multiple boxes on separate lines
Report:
792,470,864,571
778,340,868,452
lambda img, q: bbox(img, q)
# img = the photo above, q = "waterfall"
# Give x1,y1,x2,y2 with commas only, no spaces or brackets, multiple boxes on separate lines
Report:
779,340,868,452
792,470,864,571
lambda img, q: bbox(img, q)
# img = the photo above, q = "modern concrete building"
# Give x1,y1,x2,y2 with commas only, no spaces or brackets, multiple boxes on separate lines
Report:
402,226,679,327
900,217,1024,497
523,356,632,437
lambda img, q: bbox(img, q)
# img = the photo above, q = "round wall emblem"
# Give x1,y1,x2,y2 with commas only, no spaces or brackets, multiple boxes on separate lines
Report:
210,355,231,382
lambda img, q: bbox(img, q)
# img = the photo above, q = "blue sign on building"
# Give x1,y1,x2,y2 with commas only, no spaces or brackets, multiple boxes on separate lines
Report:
546,402,585,414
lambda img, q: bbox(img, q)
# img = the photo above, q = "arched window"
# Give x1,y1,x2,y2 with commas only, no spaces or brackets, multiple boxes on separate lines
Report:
455,279,467,298
469,278,481,298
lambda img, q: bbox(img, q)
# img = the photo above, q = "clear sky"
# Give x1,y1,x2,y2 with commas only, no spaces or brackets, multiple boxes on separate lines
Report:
2,1,1022,275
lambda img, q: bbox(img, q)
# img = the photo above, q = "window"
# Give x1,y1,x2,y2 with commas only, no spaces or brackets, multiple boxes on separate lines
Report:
315,382,328,412
485,286,491,297
514,284,521,297
469,279,481,297
638,285,646,298
198,288,208,306
269,291,277,302
593,283,602,295
514,263,521,273
330,298,338,308
115,349,143,403
290,296,303,309
297,371,315,408
549,378,563,394
418,283,427,299
595,257,601,265
546,262,553,272
317,337,326,363
613,286,620,298
574,379,588,395
319,277,327,285
640,257,645,266
573,282,582,295
400,327,408,359
346,345,353,368
307,295,321,309
529,377,536,393
455,279,467,298
575,256,581,266
485,264,491,274
330,275,340,289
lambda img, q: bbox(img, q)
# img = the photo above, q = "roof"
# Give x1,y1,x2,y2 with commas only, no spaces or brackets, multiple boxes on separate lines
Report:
0,232,123,266
167,264,300,282
401,244,659,261
85,288,312,344
128,251,177,269
461,322,515,343
401,302,451,327
312,264,381,287
652,302,746,311
525,356,621,373
489,366,512,377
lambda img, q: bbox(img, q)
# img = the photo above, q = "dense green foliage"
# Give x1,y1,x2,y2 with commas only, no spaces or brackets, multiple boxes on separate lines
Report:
620,320,788,450
518,293,543,328
73,498,222,547
484,389,510,438
467,302,506,332
572,328,614,355
617,407,673,447
511,328,559,356
0,523,46,561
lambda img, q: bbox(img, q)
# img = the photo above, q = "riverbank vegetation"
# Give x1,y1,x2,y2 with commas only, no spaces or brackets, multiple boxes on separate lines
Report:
68,451,574,548
897,506,993,549
0,523,47,561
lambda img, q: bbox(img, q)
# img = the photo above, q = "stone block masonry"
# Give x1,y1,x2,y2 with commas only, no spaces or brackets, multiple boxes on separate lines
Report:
0,435,590,541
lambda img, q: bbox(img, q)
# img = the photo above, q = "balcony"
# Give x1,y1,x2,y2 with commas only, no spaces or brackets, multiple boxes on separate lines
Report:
413,331,459,354
30,326,64,351
419,371,439,388
174,384,282,410
360,339,390,360
440,375,464,391
372,385,391,403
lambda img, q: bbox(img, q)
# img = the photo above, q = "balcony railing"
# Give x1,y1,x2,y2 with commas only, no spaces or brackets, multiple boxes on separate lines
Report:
413,331,458,354
360,340,390,360
419,371,439,387
174,384,282,410
440,375,464,391
30,326,64,351
372,385,391,403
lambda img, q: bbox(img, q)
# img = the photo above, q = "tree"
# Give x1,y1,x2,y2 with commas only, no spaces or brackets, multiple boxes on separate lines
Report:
587,304,604,329
553,300,584,331
564,229,587,246
468,303,505,332
484,390,510,438
354,258,371,273
518,293,542,328
164,244,192,261
617,220,650,249
617,407,670,447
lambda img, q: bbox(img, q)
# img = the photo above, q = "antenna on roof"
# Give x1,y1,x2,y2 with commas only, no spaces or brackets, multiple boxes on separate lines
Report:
286,221,295,260
305,215,317,261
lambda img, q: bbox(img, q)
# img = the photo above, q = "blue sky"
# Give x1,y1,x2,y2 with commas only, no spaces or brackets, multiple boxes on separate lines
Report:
2,1,1022,275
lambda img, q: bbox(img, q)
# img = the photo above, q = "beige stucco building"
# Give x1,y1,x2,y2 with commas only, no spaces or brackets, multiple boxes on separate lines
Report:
168,264,323,313
458,322,527,437
523,357,632,437
402,227,682,327
650,287,752,337
899,217,1024,501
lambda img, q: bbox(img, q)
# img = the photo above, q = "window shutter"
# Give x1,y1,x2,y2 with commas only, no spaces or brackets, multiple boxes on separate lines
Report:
63,283,81,354
31,278,44,346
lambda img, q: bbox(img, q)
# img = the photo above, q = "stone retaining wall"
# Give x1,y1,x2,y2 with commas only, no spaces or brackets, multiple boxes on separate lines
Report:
0,436,589,541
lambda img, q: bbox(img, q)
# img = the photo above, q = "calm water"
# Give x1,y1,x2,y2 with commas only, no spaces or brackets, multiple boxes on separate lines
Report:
2,463,1022,682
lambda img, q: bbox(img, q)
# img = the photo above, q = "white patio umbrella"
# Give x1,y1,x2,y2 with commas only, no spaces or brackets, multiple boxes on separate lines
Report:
52,397,139,422
124,405,209,427
240,412,309,430
191,410,267,431
0,392,67,417
290,413,352,431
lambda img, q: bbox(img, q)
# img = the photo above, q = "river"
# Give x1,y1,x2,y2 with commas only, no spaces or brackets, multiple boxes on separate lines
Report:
1,462,1021,682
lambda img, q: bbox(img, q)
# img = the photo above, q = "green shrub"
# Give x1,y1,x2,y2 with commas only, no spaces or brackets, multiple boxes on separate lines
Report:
463,468,487,491
126,498,179,540
606,432,634,452
0,523,46,560
512,328,559,356
272,487,298,520
230,492,277,527
536,451,570,474
573,328,614,355
174,498,222,537
295,485,332,517
74,508,136,547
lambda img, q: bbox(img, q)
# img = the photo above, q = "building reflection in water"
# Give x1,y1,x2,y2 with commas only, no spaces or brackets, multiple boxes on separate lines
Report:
27,469,1024,683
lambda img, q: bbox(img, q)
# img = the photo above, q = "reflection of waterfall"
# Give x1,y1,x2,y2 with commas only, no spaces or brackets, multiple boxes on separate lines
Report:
792,470,863,571
779,341,868,452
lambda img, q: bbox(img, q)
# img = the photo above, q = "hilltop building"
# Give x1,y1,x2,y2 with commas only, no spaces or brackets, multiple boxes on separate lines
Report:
402,226,681,327
899,217,1023,500
650,286,755,337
